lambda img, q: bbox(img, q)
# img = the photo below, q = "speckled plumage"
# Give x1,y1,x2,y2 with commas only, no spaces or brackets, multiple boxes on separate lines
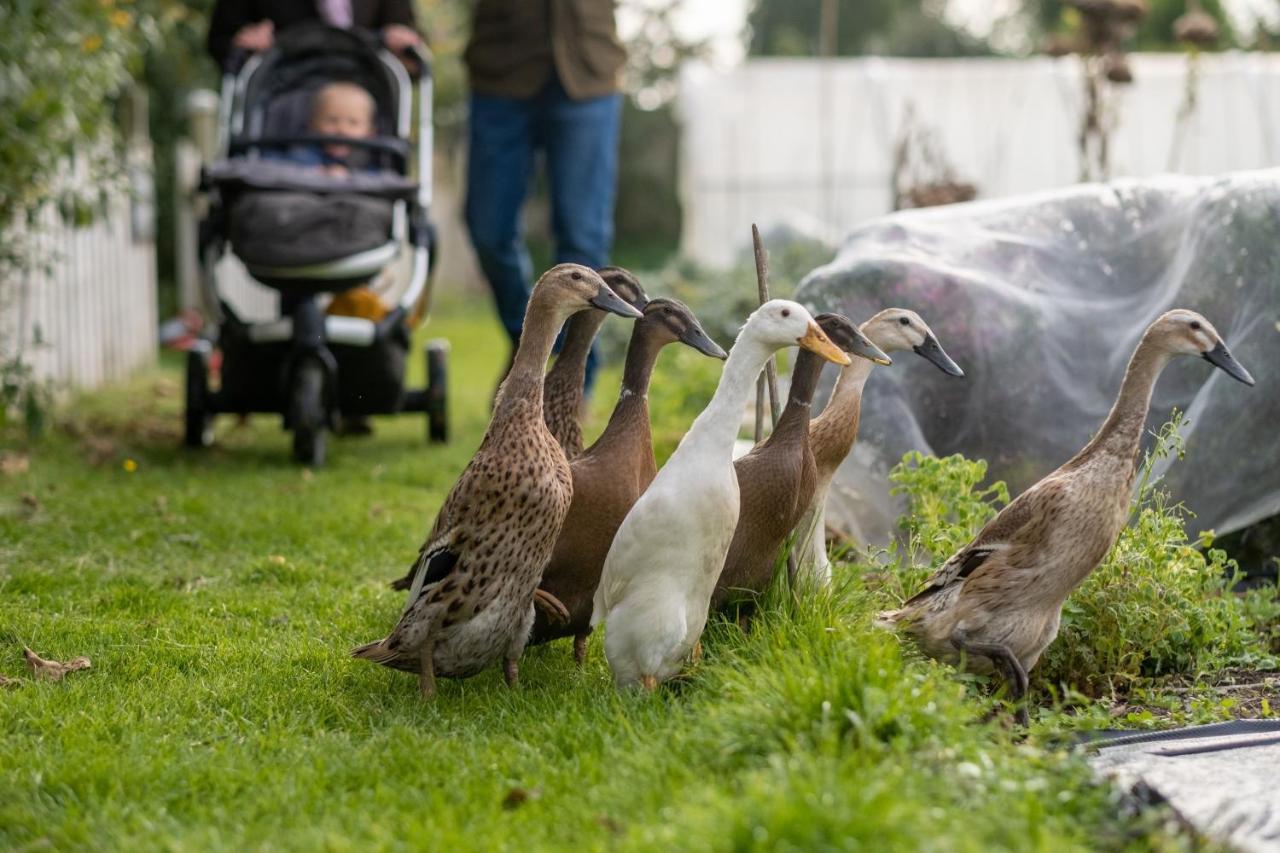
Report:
881,310,1254,716
530,298,725,659
543,268,649,460
353,265,642,694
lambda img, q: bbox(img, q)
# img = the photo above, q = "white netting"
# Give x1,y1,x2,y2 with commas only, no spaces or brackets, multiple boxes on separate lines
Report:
796,169,1280,547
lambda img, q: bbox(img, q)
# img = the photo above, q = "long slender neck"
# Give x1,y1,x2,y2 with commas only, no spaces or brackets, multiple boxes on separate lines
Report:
1072,334,1170,466
772,347,826,434
678,336,774,461
547,310,606,386
590,323,664,452
497,294,567,418
811,355,876,461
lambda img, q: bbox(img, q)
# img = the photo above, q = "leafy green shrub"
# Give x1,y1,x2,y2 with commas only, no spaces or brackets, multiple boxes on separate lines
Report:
868,423,1277,699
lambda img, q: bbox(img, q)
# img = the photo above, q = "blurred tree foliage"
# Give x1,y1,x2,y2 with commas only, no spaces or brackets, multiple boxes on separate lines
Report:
746,0,992,58
1032,0,1239,51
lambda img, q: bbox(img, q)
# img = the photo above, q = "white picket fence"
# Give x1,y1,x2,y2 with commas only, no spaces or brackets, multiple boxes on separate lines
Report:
0,191,157,390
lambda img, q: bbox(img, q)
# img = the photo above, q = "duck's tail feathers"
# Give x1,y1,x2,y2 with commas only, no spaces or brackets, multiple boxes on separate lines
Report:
351,637,397,663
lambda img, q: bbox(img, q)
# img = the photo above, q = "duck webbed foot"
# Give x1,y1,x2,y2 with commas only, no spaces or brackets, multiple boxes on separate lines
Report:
534,588,570,624
950,628,1031,726
573,631,590,667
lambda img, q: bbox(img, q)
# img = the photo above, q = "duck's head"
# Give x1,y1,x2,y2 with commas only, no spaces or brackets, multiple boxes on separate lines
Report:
745,300,851,365
596,266,651,313
1148,310,1254,386
538,263,644,320
860,309,964,376
640,297,727,359
812,312,891,365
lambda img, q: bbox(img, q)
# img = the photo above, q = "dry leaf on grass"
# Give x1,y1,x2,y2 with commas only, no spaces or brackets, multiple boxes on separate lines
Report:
502,786,541,810
0,451,29,476
23,648,91,681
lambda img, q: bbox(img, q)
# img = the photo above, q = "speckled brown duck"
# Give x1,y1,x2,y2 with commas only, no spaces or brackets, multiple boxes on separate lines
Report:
352,264,642,698
529,297,726,663
711,313,890,611
543,267,650,459
880,310,1254,724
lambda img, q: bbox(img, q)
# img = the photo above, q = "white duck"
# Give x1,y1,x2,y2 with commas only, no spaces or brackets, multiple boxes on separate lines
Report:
591,299,852,689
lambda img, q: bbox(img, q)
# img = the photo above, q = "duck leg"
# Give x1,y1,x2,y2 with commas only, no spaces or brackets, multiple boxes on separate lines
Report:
950,628,1031,726
503,657,520,689
573,631,590,667
640,674,658,691
418,633,436,700
690,641,704,665
533,588,570,624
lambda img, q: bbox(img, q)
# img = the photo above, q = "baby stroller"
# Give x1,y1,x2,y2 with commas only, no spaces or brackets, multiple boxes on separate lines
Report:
187,22,445,466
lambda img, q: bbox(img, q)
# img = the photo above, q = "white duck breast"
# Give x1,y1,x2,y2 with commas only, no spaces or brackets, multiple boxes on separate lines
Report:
592,299,852,689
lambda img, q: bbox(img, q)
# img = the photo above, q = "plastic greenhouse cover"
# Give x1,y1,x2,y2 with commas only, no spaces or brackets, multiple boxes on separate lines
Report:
795,170,1279,549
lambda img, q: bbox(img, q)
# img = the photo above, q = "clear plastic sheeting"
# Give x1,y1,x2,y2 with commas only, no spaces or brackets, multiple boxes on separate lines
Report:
796,170,1280,548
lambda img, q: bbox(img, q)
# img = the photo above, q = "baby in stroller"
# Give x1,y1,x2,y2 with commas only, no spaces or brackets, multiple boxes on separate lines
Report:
188,23,444,465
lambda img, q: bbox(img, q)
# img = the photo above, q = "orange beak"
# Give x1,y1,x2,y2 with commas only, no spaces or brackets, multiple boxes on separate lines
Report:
797,321,852,365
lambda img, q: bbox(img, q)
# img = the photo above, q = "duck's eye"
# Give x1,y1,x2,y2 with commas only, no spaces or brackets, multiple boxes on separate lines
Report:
781,308,791,318
1190,320,1201,331
899,317,910,326
571,272,582,281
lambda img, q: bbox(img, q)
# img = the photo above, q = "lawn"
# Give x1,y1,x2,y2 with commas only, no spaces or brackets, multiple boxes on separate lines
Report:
0,296,1221,850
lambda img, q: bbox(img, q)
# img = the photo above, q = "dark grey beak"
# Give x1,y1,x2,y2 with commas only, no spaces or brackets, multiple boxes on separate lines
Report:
678,322,728,360
1202,340,1255,386
589,286,644,319
913,334,964,377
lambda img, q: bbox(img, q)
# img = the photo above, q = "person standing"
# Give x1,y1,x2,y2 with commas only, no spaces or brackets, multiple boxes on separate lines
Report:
463,0,626,391
206,0,422,68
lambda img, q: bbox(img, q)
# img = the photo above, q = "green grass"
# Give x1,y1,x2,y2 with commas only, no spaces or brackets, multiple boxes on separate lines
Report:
0,299,1192,850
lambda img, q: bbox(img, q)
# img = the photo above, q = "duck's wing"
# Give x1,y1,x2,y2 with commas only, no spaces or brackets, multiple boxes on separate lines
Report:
900,476,1069,607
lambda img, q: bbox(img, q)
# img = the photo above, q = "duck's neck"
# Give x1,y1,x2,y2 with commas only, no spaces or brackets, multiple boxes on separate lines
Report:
771,347,826,436
811,354,877,463
680,337,774,461
546,310,606,390
1073,334,1170,467
589,322,663,455
497,295,569,419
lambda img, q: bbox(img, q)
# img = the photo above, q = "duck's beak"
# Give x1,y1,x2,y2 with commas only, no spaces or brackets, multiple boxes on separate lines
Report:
798,321,852,366
844,328,892,366
678,322,728,360
589,285,644,319
1202,340,1255,386
913,334,964,377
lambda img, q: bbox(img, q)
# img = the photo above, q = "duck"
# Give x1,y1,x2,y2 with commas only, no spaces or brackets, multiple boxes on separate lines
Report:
543,267,650,460
880,310,1254,723
798,309,964,584
352,264,643,697
712,313,890,611
591,300,852,689
529,298,727,663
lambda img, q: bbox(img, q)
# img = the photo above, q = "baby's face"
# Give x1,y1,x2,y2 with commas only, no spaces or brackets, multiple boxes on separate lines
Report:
310,88,374,158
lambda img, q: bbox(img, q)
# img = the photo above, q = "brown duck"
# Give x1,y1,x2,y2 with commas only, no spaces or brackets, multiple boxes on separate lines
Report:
798,309,964,583
352,264,642,697
880,310,1254,724
711,313,890,611
543,267,650,460
529,297,727,663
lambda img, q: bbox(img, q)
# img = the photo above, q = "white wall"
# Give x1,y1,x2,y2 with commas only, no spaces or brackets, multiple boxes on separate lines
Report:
677,53,1280,267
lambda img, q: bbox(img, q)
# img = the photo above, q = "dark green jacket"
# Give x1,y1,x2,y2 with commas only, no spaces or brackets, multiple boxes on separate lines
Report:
464,0,625,100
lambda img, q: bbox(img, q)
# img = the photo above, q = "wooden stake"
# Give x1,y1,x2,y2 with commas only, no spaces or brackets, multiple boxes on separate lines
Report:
750,224,799,588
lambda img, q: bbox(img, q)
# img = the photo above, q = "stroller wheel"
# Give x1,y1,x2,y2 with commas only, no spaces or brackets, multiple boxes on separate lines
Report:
426,339,449,444
184,348,214,448
291,358,328,467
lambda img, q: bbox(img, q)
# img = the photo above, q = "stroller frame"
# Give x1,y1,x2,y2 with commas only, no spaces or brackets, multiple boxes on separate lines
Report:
186,26,447,465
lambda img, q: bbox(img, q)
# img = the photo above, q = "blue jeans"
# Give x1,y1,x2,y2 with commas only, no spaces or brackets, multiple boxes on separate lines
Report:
465,76,622,391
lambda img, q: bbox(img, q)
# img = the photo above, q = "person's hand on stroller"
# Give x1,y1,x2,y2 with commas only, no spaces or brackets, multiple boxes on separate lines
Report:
232,19,274,53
